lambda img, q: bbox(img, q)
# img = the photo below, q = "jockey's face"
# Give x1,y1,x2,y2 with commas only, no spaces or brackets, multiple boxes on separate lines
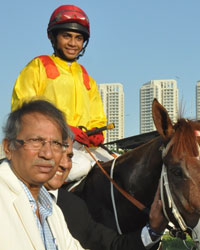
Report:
56,30,84,61
45,138,73,190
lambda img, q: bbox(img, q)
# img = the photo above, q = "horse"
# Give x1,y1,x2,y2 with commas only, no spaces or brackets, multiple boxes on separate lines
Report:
72,98,200,249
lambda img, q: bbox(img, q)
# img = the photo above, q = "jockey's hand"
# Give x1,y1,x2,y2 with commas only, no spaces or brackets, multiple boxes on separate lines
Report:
148,184,168,238
88,128,104,146
69,126,90,147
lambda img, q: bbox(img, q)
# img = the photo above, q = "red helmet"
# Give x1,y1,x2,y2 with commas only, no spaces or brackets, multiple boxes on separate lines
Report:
47,5,90,40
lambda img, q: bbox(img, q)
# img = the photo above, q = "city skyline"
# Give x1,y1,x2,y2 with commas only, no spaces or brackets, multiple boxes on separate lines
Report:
0,77,198,140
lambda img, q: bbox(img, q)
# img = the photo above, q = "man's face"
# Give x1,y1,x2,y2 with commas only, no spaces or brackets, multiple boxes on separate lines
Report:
56,30,84,61
45,138,73,190
3,112,63,188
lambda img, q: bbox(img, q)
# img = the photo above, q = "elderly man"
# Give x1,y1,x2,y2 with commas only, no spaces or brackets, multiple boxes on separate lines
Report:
46,136,167,250
0,99,85,250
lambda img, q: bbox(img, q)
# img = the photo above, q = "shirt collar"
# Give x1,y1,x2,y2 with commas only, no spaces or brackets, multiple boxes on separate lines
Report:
19,180,53,215
52,54,76,69
48,189,58,202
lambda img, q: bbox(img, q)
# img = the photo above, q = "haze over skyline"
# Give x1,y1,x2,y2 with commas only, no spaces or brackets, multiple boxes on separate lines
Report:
1,0,200,140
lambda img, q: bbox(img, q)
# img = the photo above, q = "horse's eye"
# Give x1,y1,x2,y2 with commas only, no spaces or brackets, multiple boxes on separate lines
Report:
170,167,183,177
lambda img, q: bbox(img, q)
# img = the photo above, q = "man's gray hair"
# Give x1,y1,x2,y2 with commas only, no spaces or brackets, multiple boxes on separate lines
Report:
3,99,70,148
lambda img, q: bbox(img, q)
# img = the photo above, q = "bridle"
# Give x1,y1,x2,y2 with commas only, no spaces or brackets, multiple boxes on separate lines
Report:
160,137,200,250
160,138,188,231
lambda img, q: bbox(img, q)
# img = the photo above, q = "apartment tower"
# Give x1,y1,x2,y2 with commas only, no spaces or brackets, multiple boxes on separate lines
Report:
140,79,178,133
98,83,124,143
196,81,200,120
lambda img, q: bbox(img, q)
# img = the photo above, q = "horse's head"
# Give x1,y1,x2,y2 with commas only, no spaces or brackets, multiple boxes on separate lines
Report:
153,98,200,249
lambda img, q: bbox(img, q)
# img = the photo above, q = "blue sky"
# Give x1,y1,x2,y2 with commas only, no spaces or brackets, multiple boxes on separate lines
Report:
1,0,200,140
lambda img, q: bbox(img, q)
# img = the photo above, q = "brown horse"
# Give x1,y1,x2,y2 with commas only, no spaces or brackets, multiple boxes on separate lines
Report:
72,99,200,249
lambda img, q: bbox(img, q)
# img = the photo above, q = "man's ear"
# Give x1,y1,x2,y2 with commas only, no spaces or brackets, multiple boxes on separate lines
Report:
3,139,12,160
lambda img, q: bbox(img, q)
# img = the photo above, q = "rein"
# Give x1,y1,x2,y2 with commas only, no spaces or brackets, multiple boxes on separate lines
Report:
84,146,148,212
110,158,122,234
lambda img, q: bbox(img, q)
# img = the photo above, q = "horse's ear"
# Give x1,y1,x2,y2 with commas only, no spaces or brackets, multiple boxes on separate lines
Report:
152,98,174,140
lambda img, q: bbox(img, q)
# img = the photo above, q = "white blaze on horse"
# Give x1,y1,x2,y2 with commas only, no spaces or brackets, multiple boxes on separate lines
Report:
72,99,200,250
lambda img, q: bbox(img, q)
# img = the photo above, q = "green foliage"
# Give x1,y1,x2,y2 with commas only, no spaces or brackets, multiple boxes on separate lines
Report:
161,233,194,250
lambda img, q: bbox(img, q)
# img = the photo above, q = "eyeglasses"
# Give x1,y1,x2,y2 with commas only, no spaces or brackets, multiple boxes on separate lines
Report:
15,138,69,153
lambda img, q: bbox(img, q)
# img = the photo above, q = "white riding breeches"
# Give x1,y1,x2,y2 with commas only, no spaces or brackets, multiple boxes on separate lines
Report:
66,142,114,182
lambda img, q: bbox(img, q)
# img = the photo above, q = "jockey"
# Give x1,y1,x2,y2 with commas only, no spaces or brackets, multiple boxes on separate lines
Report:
11,5,114,182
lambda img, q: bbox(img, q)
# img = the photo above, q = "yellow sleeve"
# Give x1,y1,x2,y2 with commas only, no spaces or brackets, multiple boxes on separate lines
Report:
11,58,47,111
88,76,107,130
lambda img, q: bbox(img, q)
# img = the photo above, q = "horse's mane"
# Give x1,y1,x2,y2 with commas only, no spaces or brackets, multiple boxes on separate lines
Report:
171,118,200,158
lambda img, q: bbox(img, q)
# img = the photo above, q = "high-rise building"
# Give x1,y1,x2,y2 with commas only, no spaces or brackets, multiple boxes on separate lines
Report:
0,144,5,159
98,83,124,143
140,79,178,133
196,81,200,120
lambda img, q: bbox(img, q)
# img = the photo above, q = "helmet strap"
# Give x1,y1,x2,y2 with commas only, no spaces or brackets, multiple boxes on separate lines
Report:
76,39,89,60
